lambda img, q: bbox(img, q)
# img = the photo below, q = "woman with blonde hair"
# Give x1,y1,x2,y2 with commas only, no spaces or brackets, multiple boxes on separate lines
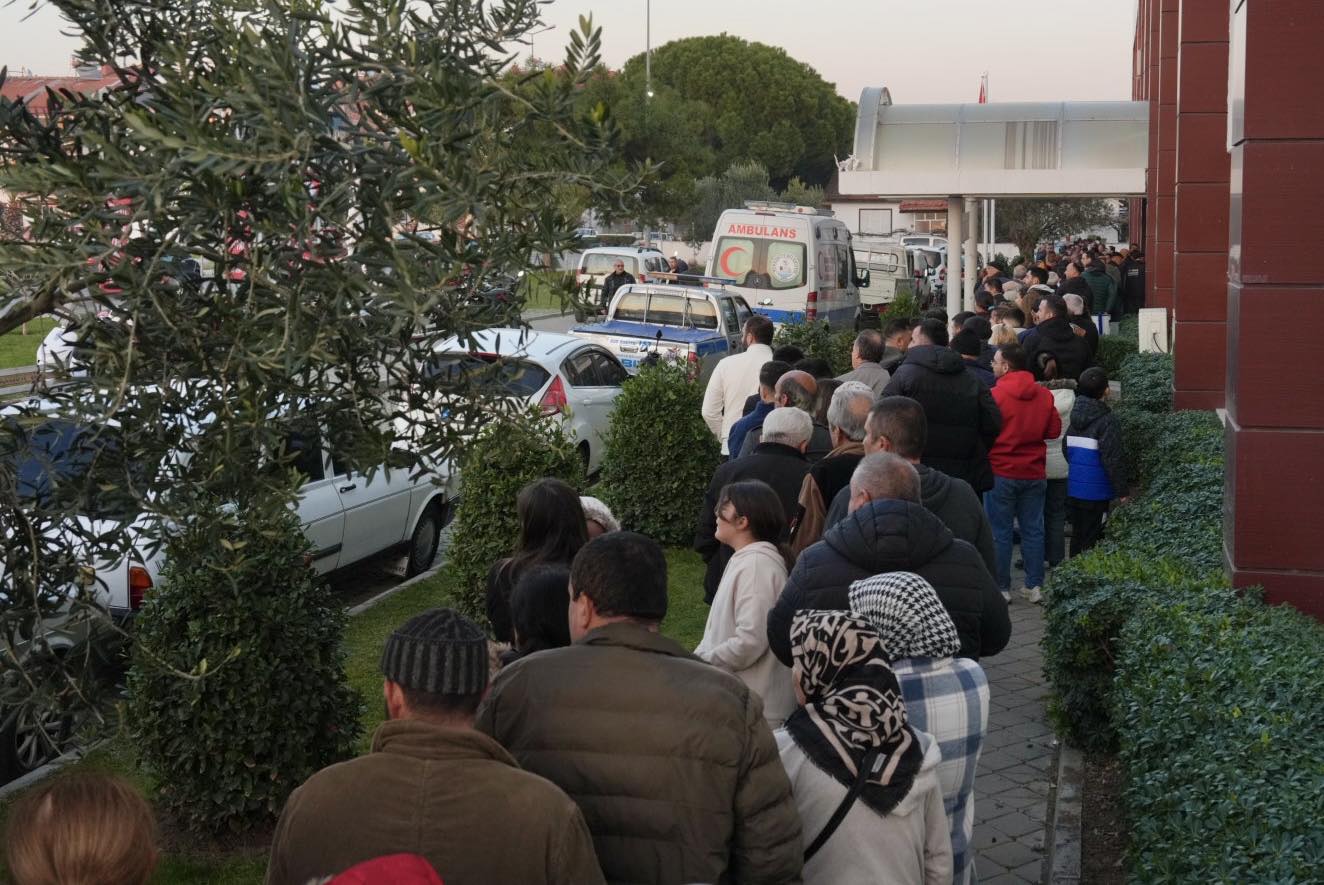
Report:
6,772,158,885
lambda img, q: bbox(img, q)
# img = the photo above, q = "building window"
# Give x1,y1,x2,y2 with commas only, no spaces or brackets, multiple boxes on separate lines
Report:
912,211,946,234
858,209,893,236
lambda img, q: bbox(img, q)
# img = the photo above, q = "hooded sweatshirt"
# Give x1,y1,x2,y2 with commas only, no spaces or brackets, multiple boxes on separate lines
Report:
775,728,952,885
694,541,797,725
989,370,1062,480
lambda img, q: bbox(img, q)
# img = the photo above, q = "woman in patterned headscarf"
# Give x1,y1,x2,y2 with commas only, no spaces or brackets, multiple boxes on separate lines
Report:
775,609,953,885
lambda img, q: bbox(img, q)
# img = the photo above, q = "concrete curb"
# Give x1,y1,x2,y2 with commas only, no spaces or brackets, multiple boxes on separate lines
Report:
1042,742,1084,884
344,562,445,617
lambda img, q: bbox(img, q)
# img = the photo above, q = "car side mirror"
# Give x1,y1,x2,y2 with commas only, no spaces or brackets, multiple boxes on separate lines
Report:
855,269,871,288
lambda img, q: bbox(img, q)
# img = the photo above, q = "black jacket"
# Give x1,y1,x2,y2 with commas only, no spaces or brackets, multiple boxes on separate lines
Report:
824,463,997,579
694,442,810,602
1023,317,1093,383
767,499,1010,665
600,270,634,307
1068,313,1100,360
1067,396,1127,497
1058,274,1095,314
882,345,1002,493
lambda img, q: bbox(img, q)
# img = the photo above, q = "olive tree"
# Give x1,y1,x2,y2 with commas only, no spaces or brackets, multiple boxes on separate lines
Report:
0,0,638,830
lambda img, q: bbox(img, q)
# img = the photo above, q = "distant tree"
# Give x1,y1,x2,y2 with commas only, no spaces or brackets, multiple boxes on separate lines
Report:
681,161,775,243
998,199,1117,259
781,177,825,209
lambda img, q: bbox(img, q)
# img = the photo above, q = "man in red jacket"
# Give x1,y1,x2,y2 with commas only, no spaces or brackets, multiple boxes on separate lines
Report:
987,343,1061,604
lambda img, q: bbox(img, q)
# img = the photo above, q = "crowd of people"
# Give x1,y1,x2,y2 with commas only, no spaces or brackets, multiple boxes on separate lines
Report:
4,242,1133,885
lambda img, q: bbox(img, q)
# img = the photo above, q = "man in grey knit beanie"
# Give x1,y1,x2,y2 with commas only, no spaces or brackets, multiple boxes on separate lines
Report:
265,608,604,885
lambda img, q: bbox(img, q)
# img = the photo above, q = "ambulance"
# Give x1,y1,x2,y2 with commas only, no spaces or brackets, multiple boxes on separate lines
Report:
705,202,865,327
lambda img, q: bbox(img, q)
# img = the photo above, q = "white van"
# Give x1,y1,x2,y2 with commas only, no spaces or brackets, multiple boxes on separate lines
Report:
852,237,917,323
706,202,863,327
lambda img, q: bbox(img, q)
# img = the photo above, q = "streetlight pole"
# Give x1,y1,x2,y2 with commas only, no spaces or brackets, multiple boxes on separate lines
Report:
645,0,653,99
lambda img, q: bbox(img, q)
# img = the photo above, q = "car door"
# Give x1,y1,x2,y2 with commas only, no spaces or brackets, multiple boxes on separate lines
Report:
288,431,345,574
562,347,616,470
329,438,413,568
717,296,742,353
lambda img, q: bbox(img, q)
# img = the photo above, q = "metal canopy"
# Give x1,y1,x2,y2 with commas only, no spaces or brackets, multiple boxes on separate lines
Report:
840,88,1149,198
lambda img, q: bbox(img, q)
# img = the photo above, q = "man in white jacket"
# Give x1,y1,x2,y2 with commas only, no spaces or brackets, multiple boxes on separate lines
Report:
701,314,775,455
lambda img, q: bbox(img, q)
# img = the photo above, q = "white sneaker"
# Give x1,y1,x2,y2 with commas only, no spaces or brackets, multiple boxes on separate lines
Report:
1019,586,1043,604
1001,590,1013,603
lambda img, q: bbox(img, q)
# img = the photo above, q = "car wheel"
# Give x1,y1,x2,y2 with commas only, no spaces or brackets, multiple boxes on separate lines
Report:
1,703,68,783
406,502,444,577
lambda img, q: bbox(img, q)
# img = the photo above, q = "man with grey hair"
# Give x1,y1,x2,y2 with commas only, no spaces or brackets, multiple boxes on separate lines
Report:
694,406,814,602
735,369,832,461
836,329,890,397
767,452,1010,666
788,381,875,555
1063,291,1100,358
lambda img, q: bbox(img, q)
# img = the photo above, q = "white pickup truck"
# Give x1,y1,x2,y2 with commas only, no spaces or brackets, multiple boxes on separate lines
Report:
569,279,756,384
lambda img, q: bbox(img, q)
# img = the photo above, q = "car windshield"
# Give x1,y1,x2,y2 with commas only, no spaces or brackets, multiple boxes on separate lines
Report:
645,294,718,329
1,418,141,519
583,253,633,275
427,353,552,398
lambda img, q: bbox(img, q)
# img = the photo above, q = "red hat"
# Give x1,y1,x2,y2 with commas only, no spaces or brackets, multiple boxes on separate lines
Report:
327,854,444,885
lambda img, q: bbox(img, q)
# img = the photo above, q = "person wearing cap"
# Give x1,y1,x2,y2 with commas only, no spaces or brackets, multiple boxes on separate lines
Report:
477,532,804,885
265,609,604,885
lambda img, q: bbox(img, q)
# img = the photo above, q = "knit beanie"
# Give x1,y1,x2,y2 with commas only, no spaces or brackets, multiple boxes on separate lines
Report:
380,608,488,695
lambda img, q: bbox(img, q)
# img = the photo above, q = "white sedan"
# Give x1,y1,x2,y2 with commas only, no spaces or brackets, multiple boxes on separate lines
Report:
430,328,628,474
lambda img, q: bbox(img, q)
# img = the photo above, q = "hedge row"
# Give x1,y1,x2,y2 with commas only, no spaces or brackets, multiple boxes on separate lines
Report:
773,319,854,376
1042,350,1324,882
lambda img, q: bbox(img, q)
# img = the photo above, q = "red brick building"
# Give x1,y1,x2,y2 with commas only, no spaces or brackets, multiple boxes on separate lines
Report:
1131,0,1324,617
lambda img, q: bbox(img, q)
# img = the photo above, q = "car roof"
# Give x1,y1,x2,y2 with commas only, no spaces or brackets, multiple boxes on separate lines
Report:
579,246,666,258
434,328,595,361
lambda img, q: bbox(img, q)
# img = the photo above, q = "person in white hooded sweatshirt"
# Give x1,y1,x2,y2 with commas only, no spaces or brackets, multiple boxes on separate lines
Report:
695,479,798,725
776,609,952,885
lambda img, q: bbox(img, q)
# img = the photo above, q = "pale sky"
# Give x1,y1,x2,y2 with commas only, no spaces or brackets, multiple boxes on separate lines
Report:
2,0,1138,103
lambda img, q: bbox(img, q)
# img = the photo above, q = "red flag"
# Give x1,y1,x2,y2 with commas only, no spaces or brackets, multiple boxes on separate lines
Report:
978,73,988,104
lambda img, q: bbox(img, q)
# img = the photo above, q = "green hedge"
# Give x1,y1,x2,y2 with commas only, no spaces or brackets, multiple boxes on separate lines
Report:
1096,332,1139,378
773,319,854,375
1114,595,1324,882
1118,352,1173,413
599,361,721,545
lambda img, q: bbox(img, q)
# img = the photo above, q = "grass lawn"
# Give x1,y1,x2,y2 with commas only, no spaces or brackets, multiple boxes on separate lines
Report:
521,269,576,314
1,548,709,884
0,316,56,370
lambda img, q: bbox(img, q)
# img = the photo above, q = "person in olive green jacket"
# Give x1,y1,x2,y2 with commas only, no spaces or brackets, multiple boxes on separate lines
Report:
265,609,604,885
477,532,804,885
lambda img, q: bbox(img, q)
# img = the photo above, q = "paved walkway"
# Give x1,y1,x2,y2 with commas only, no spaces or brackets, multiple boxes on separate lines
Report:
973,599,1056,884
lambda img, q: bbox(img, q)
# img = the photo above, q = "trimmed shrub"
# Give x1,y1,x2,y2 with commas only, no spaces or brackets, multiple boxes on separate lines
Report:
1096,332,1139,377
599,361,721,545
128,502,362,835
1105,460,1224,573
879,289,920,329
445,409,584,618
1118,352,1173,413
1042,551,1219,750
1117,407,1222,492
773,319,854,375
1114,596,1324,882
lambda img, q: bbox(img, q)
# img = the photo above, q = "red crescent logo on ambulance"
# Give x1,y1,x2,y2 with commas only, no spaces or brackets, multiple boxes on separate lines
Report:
720,246,747,277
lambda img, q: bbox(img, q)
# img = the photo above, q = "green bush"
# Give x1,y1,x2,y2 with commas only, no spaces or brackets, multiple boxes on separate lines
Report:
1096,332,1139,377
599,361,721,545
445,409,584,619
127,503,362,835
1042,551,1220,750
1043,406,1226,751
1118,352,1173,412
1114,596,1324,882
880,289,920,329
773,319,854,375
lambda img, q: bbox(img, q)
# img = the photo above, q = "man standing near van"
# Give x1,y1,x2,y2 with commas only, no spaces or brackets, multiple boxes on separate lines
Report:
599,260,634,312
702,315,775,456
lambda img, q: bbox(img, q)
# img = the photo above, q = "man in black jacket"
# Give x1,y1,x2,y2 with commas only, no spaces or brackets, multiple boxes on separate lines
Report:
694,406,812,602
766,452,1010,665
1057,260,1095,314
598,260,634,312
1023,294,1093,382
823,397,997,578
881,318,1002,493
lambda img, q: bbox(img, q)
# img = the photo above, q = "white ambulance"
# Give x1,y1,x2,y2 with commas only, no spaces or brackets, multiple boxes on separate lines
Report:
705,202,865,327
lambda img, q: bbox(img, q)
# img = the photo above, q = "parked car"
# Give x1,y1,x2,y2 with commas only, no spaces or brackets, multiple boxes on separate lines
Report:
568,281,753,385
0,401,458,779
428,329,628,474
852,237,918,326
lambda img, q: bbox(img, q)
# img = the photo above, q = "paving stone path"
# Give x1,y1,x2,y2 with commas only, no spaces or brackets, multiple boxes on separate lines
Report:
972,600,1056,884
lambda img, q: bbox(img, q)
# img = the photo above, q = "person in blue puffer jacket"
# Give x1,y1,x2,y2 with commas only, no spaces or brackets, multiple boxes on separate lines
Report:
1065,367,1127,555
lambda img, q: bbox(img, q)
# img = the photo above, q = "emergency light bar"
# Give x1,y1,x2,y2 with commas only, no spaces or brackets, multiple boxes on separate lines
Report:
742,200,833,217
648,271,738,287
